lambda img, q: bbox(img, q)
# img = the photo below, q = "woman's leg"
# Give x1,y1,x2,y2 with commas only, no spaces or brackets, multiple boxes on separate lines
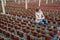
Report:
42,19,48,24
38,21,44,25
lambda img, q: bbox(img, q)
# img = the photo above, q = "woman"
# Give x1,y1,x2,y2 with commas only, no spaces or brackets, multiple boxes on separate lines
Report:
35,8,48,25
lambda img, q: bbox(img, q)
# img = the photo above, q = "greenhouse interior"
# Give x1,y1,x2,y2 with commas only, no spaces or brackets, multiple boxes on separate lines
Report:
0,0,60,40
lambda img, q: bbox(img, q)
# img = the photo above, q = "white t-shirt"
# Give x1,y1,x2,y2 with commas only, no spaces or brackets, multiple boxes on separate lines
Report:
35,9,45,23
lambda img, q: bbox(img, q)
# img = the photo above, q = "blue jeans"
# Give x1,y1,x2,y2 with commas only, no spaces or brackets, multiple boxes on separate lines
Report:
38,19,48,25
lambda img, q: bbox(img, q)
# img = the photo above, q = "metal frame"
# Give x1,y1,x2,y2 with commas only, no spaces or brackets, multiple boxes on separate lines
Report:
1,0,6,14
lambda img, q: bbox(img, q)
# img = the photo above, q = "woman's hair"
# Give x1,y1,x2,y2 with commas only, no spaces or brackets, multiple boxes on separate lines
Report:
35,8,39,12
